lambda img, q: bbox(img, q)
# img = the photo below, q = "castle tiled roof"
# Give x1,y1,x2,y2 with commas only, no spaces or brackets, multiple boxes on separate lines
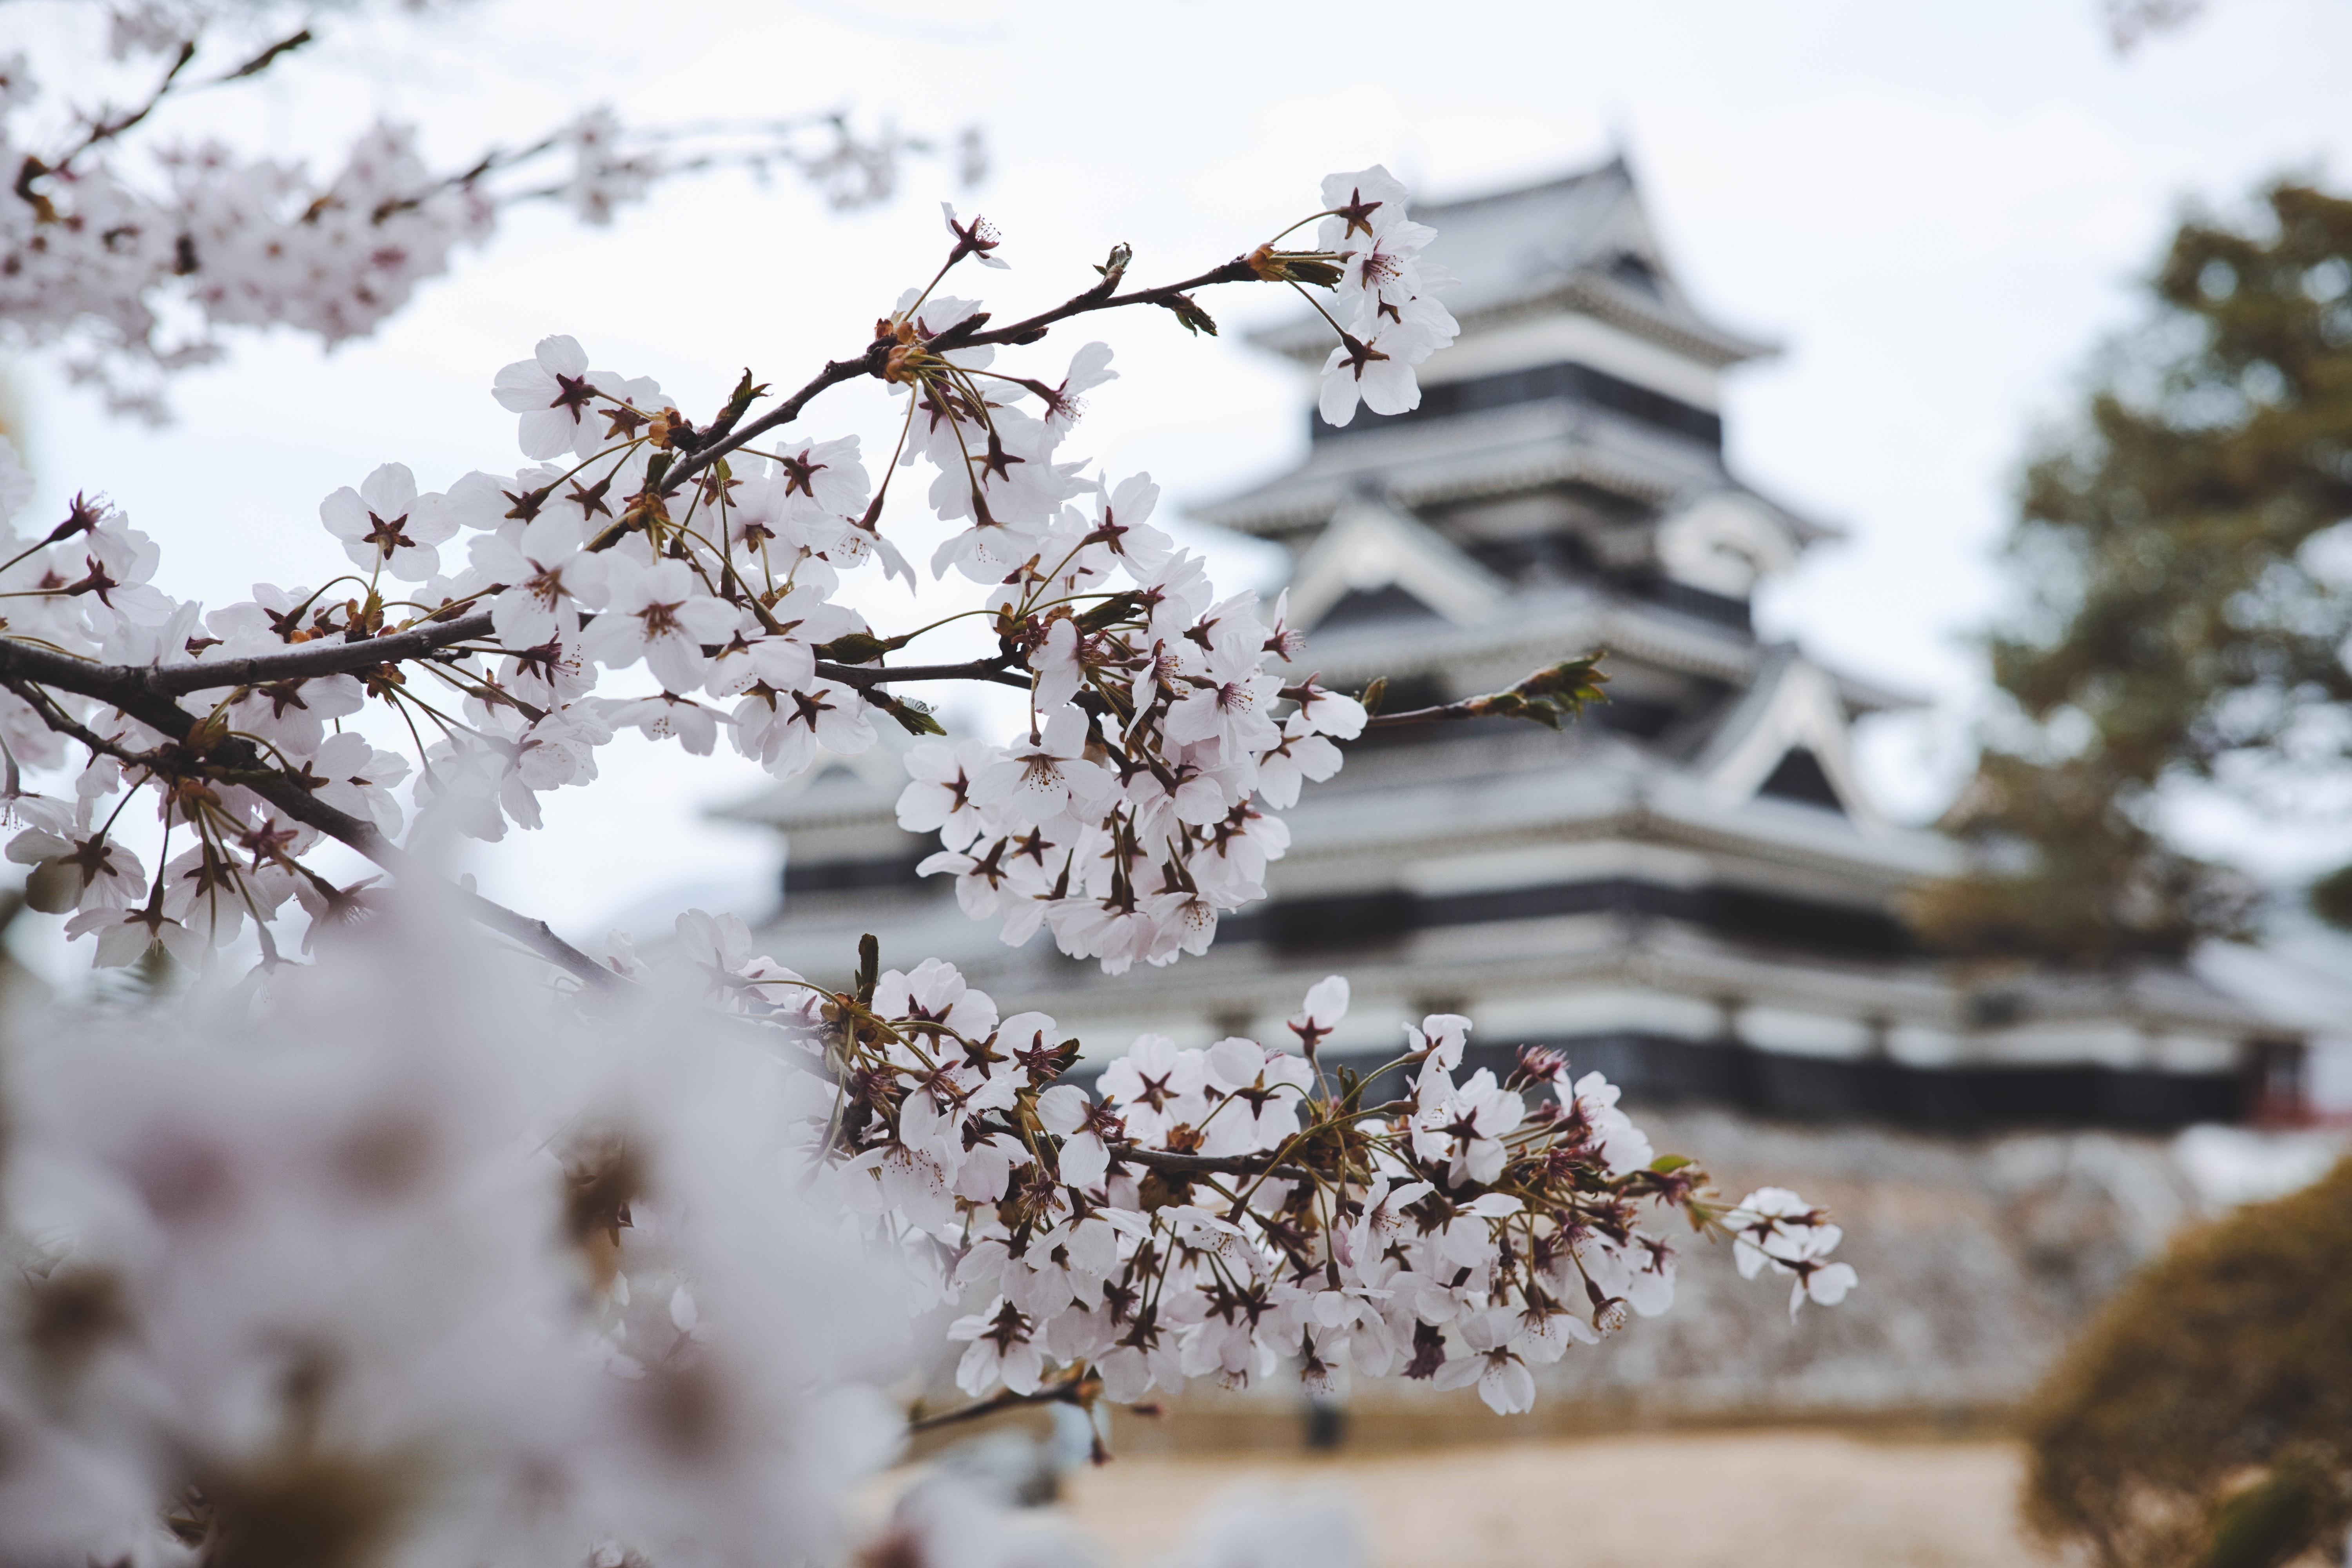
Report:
1251,157,1775,367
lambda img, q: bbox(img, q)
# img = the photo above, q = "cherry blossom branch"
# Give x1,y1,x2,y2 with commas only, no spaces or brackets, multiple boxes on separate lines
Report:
813,655,1029,691
652,255,1263,503
590,346,893,549
907,1369,1102,1435
38,26,318,182
148,611,496,694
0,639,614,987
1105,1143,1317,1181
935,257,1259,351
43,40,201,175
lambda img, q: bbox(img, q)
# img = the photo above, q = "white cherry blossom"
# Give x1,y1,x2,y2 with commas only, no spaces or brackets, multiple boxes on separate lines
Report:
582,557,739,691
493,334,604,459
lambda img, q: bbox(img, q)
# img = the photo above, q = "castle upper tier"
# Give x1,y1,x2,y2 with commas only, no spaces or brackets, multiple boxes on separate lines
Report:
729,158,2302,1129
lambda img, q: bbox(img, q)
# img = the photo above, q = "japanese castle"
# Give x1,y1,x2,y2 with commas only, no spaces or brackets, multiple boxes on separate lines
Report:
731,157,2300,1134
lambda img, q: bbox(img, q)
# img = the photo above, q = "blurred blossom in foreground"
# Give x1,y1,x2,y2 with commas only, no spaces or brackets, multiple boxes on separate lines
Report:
0,906,906,1566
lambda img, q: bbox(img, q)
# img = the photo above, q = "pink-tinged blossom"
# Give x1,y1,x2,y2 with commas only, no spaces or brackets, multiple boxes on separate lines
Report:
1040,341,1117,437
668,907,802,1009
706,619,824,703
1730,1187,1858,1317
872,956,999,1042
1140,888,1221,964
1318,165,1413,247
66,508,173,628
1406,1011,1472,1098
227,673,365,757
949,1301,1046,1397
744,435,869,551
1204,1038,1315,1151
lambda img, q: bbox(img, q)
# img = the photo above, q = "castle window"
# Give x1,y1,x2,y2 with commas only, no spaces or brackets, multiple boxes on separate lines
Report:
1607,252,1662,296
1757,747,1846,813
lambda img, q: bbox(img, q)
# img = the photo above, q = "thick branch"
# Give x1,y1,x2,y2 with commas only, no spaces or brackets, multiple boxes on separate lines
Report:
814,656,1029,691
0,637,614,988
1106,1142,1316,1182
151,611,495,694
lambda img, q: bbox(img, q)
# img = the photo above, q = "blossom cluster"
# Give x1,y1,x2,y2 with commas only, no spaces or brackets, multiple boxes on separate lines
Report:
0,915,994,1567
893,483,1367,970
0,169,1438,980
1307,166,1459,428
799,957,1855,1418
0,147,1857,1568
0,19,958,419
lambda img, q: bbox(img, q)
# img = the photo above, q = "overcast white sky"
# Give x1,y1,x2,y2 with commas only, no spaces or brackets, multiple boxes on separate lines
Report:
13,0,2352,960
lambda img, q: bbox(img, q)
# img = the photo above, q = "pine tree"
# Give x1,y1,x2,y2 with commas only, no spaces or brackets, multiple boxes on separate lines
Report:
1912,182,2352,961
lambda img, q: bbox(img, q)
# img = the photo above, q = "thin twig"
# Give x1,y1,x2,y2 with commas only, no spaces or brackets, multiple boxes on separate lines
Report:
1360,700,1481,729
907,1372,1095,1434
595,347,894,548
941,256,1257,351
649,255,1262,506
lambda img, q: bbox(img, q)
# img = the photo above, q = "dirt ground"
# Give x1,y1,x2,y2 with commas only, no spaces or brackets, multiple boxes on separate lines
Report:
1049,1429,2053,1568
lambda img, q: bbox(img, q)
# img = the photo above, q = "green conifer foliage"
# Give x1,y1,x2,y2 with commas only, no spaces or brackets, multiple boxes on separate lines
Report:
1912,184,2352,960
